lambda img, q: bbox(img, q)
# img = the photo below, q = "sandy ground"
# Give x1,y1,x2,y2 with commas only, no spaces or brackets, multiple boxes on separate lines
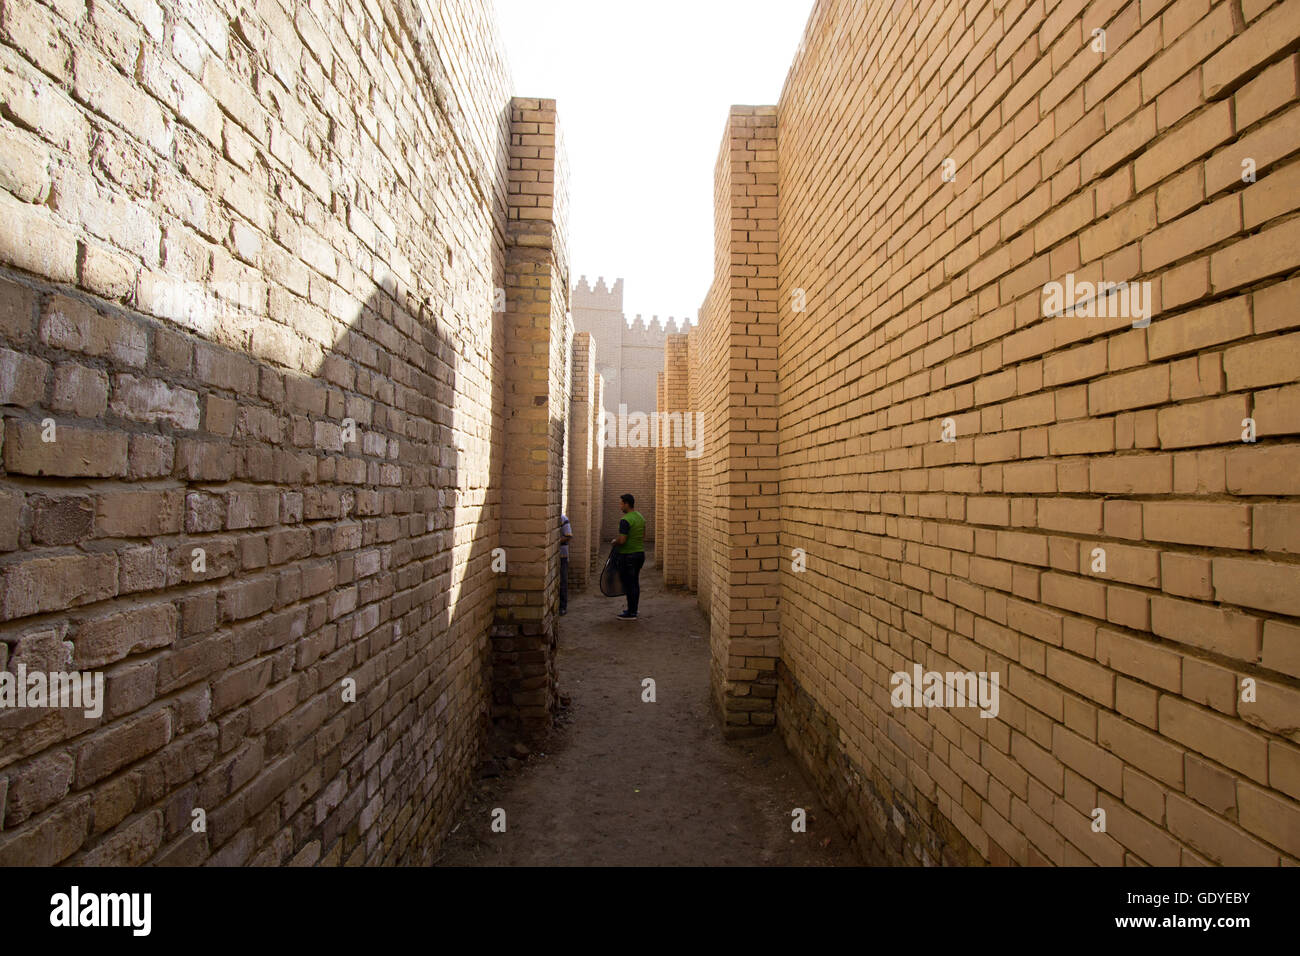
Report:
434,563,855,866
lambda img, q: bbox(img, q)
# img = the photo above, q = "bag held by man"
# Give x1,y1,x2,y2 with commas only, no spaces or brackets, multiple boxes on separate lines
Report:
599,545,625,597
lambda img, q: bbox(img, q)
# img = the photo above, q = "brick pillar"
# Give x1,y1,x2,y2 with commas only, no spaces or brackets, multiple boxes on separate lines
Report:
662,333,690,586
567,332,596,588
655,372,665,567
687,326,699,591
703,106,780,736
492,97,570,733
696,286,716,620
590,372,605,568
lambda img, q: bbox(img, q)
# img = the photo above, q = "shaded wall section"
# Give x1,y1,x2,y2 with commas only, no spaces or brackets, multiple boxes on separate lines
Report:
491,97,570,733
566,331,596,588
0,0,567,866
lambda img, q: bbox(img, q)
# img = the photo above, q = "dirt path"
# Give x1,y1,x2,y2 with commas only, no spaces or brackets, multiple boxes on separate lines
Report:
434,563,855,866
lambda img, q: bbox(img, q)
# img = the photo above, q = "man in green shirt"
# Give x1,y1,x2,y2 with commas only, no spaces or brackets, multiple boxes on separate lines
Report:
612,493,645,620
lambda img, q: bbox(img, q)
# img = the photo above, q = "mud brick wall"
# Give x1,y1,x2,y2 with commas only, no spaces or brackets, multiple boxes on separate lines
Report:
0,0,565,866
601,444,655,546
695,287,719,620
692,107,781,734
491,97,569,733
696,200,726,696
686,328,699,591
590,371,605,569
654,372,664,568
660,333,690,586
772,0,1300,864
566,331,596,589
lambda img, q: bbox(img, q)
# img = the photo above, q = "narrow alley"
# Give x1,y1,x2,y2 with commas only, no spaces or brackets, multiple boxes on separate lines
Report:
436,565,851,866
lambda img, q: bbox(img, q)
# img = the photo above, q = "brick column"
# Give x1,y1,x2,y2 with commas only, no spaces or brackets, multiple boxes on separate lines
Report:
662,333,690,586
687,326,699,591
492,97,570,733
567,332,596,587
589,372,605,568
703,106,780,736
655,372,665,567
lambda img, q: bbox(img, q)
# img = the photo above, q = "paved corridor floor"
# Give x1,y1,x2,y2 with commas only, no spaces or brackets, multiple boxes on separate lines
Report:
434,565,855,866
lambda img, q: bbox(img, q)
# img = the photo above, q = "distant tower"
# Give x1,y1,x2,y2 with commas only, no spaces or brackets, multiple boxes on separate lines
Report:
569,277,694,543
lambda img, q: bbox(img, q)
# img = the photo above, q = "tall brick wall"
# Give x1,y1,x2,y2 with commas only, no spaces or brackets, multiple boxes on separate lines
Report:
778,0,1300,866
567,332,596,588
695,107,781,734
686,328,700,592
695,287,719,620
654,372,665,567
492,97,569,732
674,0,1300,865
0,0,567,866
661,334,691,586
697,145,731,708
590,371,605,569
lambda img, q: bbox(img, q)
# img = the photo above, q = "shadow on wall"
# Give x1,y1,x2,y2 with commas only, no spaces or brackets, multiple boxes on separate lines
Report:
0,255,506,866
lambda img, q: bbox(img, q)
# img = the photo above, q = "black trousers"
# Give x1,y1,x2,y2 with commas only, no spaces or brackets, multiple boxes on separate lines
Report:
617,551,645,613
559,556,568,610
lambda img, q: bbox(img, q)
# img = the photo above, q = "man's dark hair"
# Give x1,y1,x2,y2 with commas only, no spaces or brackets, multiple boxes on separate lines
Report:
621,493,634,507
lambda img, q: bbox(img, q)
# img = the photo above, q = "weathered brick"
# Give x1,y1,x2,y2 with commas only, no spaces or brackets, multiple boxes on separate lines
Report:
0,552,118,620
0,347,48,406
39,296,146,368
29,494,94,545
73,603,178,669
4,418,128,477
75,710,173,788
110,374,201,429
50,364,110,417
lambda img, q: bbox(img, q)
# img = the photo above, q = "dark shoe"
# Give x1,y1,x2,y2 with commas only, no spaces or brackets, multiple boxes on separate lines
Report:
559,607,567,616
617,611,637,621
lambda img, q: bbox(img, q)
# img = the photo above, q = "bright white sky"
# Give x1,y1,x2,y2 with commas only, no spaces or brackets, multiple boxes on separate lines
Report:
493,0,815,325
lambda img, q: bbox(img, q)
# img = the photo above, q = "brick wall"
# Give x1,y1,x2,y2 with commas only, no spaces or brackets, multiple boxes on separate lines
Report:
492,97,569,732
686,328,699,592
695,288,718,620
654,372,665,568
678,0,1300,864
0,0,567,866
697,145,730,710
661,334,691,586
601,445,655,547
590,371,605,569
695,107,781,734
567,332,596,588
